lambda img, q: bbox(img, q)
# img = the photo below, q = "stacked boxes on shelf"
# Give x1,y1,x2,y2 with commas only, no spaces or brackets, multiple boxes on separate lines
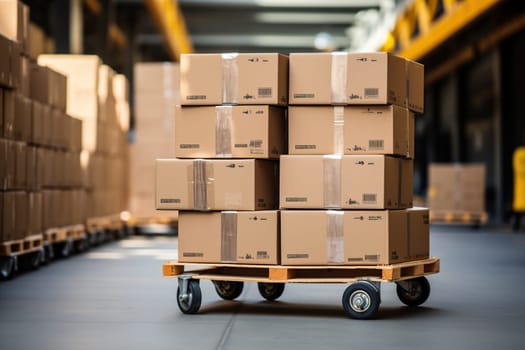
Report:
156,53,288,264
131,63,179,222
1,0,84,244
37,55,130,220
282,52,428,265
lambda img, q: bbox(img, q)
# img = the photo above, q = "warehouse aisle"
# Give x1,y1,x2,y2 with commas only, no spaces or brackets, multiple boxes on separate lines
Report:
0,227,524,350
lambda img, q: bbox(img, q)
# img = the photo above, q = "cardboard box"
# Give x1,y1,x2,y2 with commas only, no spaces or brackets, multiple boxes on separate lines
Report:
28,22,45,60
178,210,279,264
37,55,101,122
0,192,3,241
407,207,429,260
0,138,5,189
289,52,406,106
14,93,31,142
30,64,67,111
1,191,15,241
180,53,288,106
14,190,27,240
289,105,414,157
280,210,409,265
0,88,3,134
0,0,28,52
428,163,485,213
26,145,36,190
113,74,128,102
135,62,179,94
175,105,286,159
13,141,26,189
280,155,413,209
3,139,16,189
28,192,42,235
0,34,12,87
407,59,424,113
156,158,277,211
20,54,30,97
3,89,15,139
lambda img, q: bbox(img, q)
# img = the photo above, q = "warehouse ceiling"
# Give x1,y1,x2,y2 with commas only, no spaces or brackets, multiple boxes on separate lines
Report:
116,0,405,61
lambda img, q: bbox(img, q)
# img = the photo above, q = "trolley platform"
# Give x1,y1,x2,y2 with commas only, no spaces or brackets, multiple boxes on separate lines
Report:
163,257,440,319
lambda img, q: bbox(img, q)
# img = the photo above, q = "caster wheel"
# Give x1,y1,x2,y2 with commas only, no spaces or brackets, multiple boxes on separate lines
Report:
0,256,16,280
342,281,381,320
58,240,73,258
177,279,202,314
29,250,43,270
44,244,54,262
258,283,285,301
396,277,431,307
213,281,244,300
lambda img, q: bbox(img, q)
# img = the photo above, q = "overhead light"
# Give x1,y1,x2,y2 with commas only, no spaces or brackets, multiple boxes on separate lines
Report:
255,12,355,24
314,32,337,51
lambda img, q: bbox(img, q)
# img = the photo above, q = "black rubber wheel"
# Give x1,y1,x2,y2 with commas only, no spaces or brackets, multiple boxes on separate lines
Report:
342,281,381,320
59,240,73,258
258,282,285,301
0,257,16,280
177,279,202,314
29,250,43,270
44,244,54,263
213,281,244,300
396,276,431,307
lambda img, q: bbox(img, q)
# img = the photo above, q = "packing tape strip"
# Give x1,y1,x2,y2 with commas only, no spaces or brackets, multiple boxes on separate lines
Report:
323,154,342,208
215,106,233,157
397,157,403,208
330,52,348,104
193,159,208,210
221,53,239,104
333,106,344,155
326,210,344,264
221,211,237,262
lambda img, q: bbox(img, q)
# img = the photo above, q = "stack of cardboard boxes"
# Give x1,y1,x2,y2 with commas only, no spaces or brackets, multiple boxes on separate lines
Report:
1,1,84,244
281,52,428,265
37,55,129,220
156,52,430,266
157,53,288,264
130,63,180,222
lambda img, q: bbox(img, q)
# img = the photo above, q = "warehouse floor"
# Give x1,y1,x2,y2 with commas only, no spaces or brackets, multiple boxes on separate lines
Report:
0,226,524,350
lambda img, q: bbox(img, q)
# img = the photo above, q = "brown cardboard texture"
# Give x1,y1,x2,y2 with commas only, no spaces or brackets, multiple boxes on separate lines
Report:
407,59,424,113
14,191,28,240
2,191,15,242
0,138,5,189
0,192,3,241
3,89,15,139
178,211,279,264
0,34,12,87
0,88,3,135
347,53,406,106
28,192,43,235
281,210,408,265
288,105,413,157
289,53,332,105
180,53,288,106
156,159,277,211
280,155,413,209
0,1,28,51
175,105,286,159
407,207,430,260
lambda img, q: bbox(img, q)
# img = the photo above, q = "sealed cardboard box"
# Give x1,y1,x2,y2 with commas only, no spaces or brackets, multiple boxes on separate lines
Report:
178,210,279,264
30,101,44,146
30,64,67,111
407,207,430,260
156,158,277,211
3,139,15,189
281,210,409,265
26,145,36,190
289,52,406,106
0,0,28,52
20,55,30,97
0,138,5,188
0,34,12,87
289,105,414,157
14,191,27,240
0,192,3,241
28,22,45,59
13,141,26,190
2,191,15,241
14,93,31,142
135,62,179,94
180,53,288,106
3,89,15,139
175,105,286,159
38,55,101,122
280,155,413,209
407,59,424,113
28,192,42,235
0,88,3,134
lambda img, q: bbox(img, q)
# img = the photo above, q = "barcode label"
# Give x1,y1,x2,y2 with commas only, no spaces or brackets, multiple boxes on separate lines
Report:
287,253,309,259
250,139,263,147
368,139,384,150
364,88,379,98
187,95,206,100
362,193,377,203
365,254,379,261
347,257,363,262
256,251,269,259
234,143,248,148
258,87,272,97
180,144,199,149
286,197,307,202
183,252,203,257
295,145,316,150
160,198,181,203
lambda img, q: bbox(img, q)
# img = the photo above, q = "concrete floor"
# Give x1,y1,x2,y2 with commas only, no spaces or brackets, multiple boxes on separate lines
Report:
1,225,524,350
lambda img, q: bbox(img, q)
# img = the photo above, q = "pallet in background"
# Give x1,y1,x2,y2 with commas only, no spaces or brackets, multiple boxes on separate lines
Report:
429,211,488,225
1,234,44,256
86,215,124,232
44,224,86,243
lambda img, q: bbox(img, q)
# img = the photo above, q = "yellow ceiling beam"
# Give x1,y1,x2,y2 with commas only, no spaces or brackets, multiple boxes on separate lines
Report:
397,0,502,60
145,0,193,61
109,23,128,48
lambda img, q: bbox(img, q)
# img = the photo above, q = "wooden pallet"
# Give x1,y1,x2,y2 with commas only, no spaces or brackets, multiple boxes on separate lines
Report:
86,215,123,232
44,224,86,243
1,234,44,256
162,257,440,283
430,211,488,225
129,216,178,227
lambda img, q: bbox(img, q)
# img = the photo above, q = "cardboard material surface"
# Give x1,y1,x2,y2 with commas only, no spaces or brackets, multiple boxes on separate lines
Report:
175,105,286,159
288,105,414,157
407,59,424,113
407,207,430,260
281,210,410,265
178,210,279,264
156,159,277,211
180,53,288,106
280,155,413,209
